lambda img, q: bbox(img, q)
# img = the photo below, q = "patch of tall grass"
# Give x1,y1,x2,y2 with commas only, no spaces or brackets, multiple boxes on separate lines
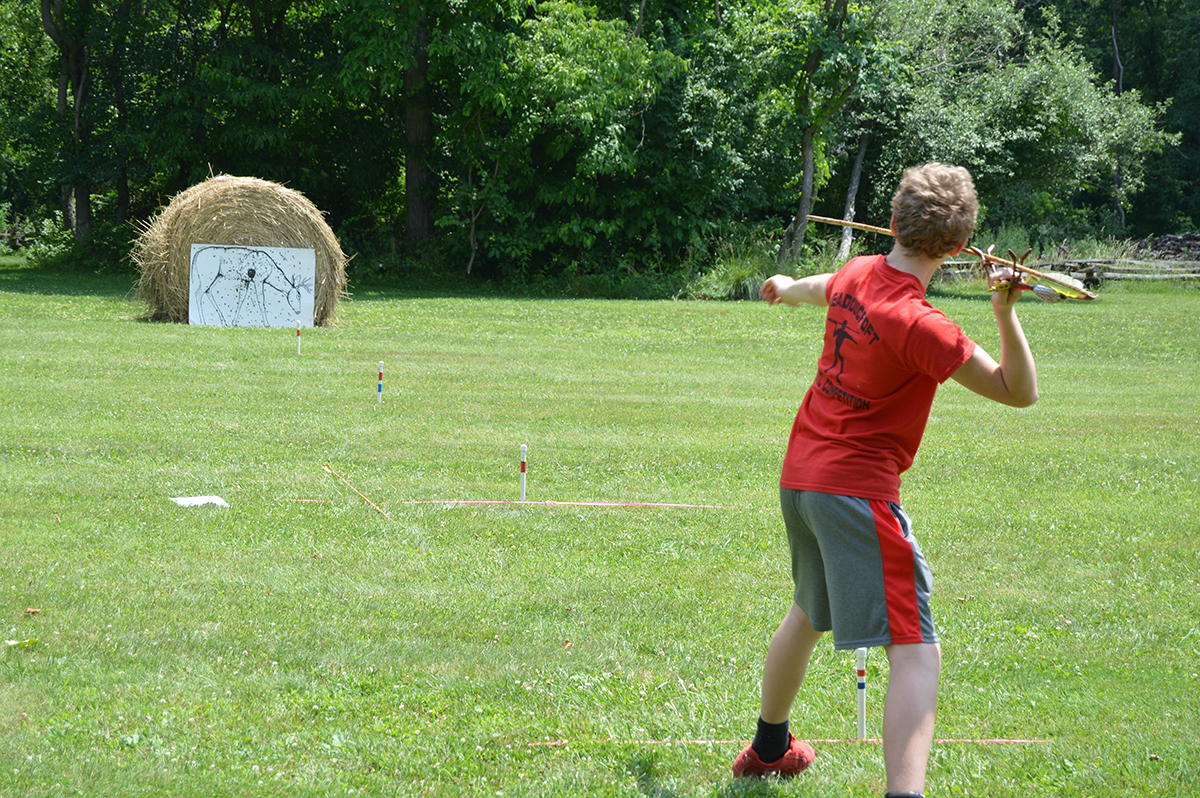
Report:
682,227,863,301
975,224,1148,263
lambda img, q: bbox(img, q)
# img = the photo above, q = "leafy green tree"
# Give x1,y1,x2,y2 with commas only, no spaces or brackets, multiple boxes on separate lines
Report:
335,1,522,248
40,0,99,242
5,0,1185,281
730,0,893,264
481,1,684,274
826,0,1173,247
1017,0,1197,234
0,1,56,227
28,0,384,252
492,0,806,277
149,1,380,229
37,0,155,240
339,1,700,277
1107,0,1199,234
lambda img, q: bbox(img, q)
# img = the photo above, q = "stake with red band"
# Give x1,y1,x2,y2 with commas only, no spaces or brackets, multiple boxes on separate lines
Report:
377,361,383,404
856,647,867,741
519,444,527,501
297,319,302,354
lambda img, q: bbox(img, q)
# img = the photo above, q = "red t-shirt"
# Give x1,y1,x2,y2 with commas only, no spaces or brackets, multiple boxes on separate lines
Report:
780,255,975,502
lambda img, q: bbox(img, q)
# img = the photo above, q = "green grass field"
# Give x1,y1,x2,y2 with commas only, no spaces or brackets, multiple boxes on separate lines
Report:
1,257,1197,797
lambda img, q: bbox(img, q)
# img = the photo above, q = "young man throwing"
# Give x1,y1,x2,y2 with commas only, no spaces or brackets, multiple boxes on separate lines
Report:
732,163,1038,798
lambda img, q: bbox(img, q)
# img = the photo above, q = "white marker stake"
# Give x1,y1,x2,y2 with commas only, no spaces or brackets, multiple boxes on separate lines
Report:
297,319,302,354
377,361,384,404
856,647,867,741
519,444,527,501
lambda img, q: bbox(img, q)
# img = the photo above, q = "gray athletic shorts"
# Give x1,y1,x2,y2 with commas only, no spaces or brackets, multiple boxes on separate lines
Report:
781,487,938,650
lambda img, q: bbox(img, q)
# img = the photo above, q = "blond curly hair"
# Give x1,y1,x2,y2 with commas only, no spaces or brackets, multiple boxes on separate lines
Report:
891,163,978,258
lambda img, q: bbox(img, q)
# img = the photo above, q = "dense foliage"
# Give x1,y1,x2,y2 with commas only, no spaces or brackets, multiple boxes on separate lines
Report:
0,0,1190,286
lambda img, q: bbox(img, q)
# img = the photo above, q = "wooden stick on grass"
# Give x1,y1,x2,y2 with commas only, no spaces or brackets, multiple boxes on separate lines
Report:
323,462,396,522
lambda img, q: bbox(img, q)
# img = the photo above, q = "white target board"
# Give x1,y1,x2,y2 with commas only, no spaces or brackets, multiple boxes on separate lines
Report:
189,244,316,327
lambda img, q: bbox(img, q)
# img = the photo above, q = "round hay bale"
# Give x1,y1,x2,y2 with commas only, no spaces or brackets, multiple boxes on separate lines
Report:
133,175,348,326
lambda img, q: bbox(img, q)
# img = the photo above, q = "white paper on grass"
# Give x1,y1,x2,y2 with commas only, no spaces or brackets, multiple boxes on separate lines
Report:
189,244,316,327
170,495,230,508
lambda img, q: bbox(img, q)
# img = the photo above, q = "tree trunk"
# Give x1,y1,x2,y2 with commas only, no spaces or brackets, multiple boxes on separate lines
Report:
61,186,76,234
56,66,75,232
837,130,870,262
1110,0,1125,230
75,181,92,244
404,20,434,244
41,0,92,244
113,0,132,227
70,71,92,244
778,127,817,265
775,0,857,265
116,168,129,226
465,166,478,274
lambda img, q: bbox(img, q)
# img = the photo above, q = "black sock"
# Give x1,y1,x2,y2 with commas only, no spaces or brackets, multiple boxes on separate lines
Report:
750,717,790,763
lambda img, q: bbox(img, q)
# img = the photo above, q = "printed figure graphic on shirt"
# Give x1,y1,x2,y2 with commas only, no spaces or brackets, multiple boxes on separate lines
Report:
824,317,858,384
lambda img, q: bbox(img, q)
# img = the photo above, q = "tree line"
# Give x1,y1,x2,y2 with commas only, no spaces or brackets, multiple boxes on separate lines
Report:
0,0,1192,285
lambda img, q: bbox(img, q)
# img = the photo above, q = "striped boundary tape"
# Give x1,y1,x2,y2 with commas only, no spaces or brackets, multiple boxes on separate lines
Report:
527,737,1048,747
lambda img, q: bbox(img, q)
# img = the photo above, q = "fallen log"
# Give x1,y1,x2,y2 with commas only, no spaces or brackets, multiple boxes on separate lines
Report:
1096,272,1200,281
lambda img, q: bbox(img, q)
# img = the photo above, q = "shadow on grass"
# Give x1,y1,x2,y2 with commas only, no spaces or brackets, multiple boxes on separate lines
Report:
625,753,687,798
624,752,791,798
346,268,694,302
0,255,474,307
0,255,693,305
0,256,139,299
710,776,792,798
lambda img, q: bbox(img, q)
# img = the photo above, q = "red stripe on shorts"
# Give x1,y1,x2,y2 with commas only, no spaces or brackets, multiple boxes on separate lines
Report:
870,500,922,644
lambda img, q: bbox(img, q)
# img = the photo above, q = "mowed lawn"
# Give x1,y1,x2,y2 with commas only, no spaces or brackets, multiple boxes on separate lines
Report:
1,258,1197,797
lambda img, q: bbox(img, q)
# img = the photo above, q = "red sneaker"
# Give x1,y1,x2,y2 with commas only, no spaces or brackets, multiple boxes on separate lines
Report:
731,732,815,777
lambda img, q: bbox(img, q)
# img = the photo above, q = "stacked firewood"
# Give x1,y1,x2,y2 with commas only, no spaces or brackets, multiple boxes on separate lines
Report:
1137,232,1200,261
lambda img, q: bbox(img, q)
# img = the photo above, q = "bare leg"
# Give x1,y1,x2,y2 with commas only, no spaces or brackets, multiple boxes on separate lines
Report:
882,642,941,793
759,603,824,723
